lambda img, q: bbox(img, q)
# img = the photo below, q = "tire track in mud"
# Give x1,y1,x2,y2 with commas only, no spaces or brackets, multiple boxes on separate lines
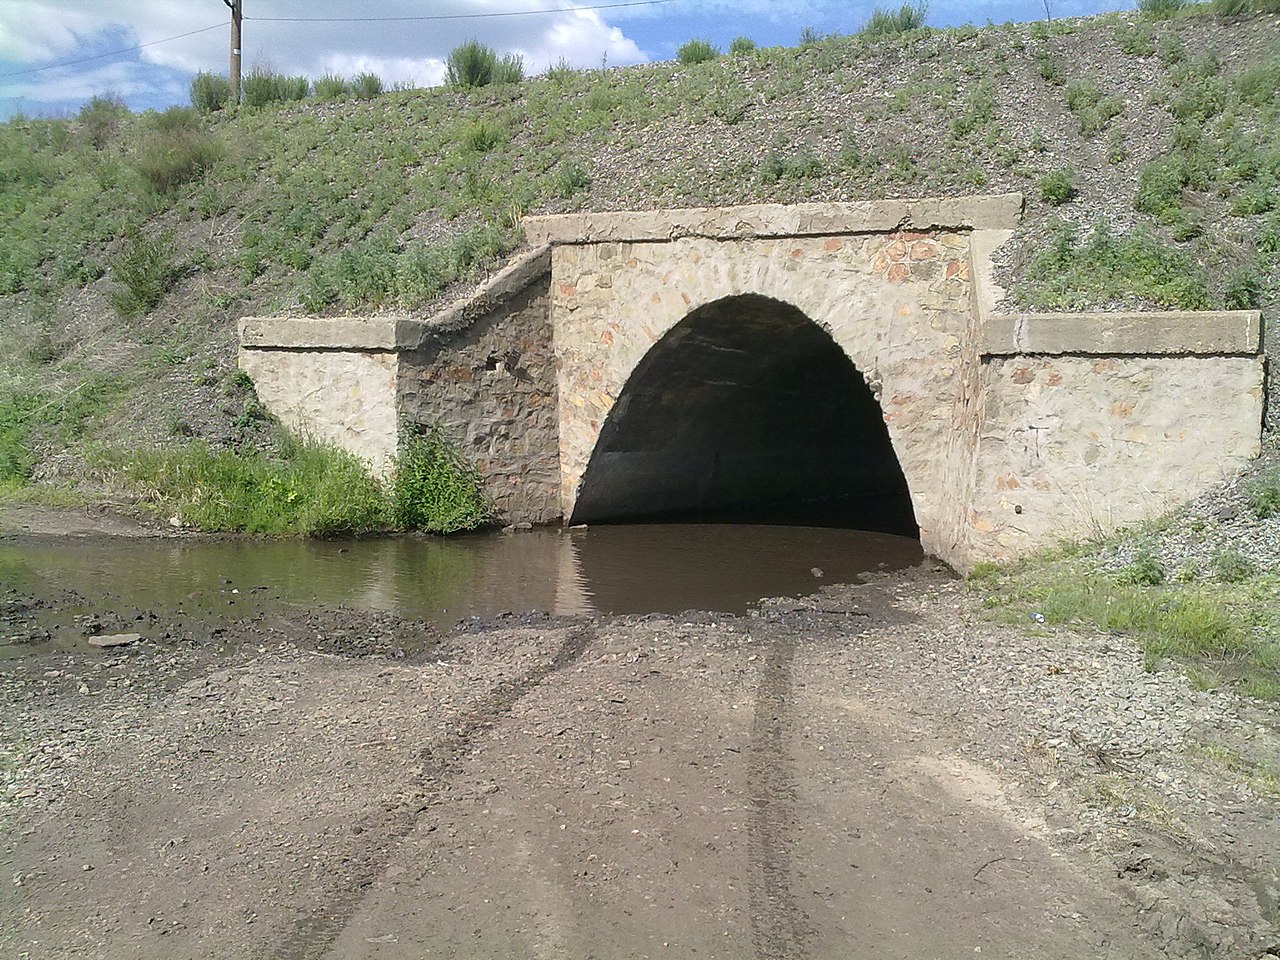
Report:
274,624,598,960
746,623,812,959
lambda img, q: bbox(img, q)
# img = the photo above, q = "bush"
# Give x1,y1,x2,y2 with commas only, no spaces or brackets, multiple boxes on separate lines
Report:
861,2,928,37
1115,23,1155,55
1237,58,1280,107
351,72,384,99
108,228,185,318
729,36,757,55
1211,549,1255,583
1247,470,1280,519
78,94,129,149
1035,52,1062,84
462,120,505,153
0,392,40,487
1210,0,1249,14
677,39,719,64
392,428,493,533
446,41,522,88
1137,0,1184,18
189,71,231,112
1040,169,1076,205
313,74,350,99
1120,552,1166,586
132,121,224,195
242,68,309,108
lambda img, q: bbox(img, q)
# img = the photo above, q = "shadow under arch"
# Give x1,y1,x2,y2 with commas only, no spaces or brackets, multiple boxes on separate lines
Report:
570,294,919,536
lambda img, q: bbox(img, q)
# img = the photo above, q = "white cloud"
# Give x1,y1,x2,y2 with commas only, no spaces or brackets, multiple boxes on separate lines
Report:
1,0,649,107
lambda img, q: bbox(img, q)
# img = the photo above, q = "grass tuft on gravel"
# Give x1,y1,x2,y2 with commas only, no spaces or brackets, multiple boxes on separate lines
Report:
972,559,1280,702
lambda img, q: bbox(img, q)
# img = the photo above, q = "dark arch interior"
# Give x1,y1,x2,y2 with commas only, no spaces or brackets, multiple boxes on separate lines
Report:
570,295,919,536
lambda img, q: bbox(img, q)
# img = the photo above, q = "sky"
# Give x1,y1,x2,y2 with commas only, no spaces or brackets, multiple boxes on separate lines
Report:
0,0,1132,119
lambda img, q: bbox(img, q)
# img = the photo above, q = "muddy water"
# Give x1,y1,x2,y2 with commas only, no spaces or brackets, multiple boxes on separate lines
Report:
0,525,922,658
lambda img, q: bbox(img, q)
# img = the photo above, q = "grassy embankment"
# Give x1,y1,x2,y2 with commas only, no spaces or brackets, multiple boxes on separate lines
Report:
0,1,1277,533
971,465,1280,702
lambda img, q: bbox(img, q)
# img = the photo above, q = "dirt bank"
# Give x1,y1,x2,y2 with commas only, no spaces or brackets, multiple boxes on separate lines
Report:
2,570,1278,959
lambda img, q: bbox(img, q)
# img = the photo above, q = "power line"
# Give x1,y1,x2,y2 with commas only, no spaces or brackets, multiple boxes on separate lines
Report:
250,0,676,23
0,23,225,80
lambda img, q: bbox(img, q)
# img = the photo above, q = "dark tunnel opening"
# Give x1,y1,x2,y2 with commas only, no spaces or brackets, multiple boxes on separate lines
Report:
569,295,920,537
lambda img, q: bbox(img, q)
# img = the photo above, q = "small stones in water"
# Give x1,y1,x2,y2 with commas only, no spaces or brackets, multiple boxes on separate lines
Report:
88,633,142,649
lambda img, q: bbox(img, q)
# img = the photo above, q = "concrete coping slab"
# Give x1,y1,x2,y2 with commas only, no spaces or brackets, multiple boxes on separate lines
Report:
981,310,1263,357
239,246,552,351
523,194,1024,245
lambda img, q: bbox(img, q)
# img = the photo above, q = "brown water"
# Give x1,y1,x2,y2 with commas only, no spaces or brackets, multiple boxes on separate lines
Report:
0,525,922,658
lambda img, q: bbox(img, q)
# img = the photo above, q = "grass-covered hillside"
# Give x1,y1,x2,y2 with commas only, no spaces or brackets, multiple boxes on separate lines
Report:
1,4,1278,522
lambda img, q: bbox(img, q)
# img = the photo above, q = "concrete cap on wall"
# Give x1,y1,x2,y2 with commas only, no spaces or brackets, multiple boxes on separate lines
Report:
981,310,1263,357
524,194,1025,245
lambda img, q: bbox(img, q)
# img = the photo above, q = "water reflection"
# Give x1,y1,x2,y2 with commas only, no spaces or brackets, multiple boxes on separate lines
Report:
0,524,923,630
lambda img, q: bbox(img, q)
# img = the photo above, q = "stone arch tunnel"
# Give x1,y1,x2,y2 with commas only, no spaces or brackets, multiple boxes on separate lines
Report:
570,294,918,535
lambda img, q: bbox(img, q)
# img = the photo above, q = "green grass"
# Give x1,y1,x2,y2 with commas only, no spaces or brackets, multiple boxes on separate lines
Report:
1015,222,1210,309
108,427,493,537
973,559,1280,701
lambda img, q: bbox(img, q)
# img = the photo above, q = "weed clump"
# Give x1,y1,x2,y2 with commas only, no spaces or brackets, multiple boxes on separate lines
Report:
861,3,928,37
729,36,757,55
132,110,224,195
1064,79,1123,136
1018,222,1210,310
392,428,493,533
108,229,185,318
1248,469,1280,519
78,94,129,149
242,69,309,109
1137,0,1184,19
446,41,523,88
1040,169,1076,205
677,39,719,64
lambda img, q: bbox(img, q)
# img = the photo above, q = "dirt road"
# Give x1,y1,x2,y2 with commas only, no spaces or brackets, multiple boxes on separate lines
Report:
3,572,1278,959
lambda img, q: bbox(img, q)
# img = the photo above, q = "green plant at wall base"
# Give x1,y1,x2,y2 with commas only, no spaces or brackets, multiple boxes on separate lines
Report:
677,39,719,64
392,429,493,534
112,439,390,536
554,161,590,198
1223,267,1262,309
1248,469,1280,519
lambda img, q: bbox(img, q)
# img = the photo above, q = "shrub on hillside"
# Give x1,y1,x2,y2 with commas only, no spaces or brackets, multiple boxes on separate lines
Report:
861,3,928,38
445,41,523,88
1237,58,1280,107
313,74,350,99
1137,0,1184,19
1247,469,1280,519
78,94,129,149
1064,79,1123,136
554,161,590,198
677,39,719,64
351,72,384,99
108,229,185,318
729,36,757,55
132,119,224,195
1223,267,1262,309
190,71,231,112
242,68,309,108
1039,169,1076,205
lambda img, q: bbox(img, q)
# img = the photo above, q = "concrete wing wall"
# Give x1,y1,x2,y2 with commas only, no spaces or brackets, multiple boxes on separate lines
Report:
963,311,1265,566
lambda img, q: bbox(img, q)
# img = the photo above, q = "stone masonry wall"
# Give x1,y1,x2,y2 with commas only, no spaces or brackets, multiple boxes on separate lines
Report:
549,230,978,560
398,276,561,525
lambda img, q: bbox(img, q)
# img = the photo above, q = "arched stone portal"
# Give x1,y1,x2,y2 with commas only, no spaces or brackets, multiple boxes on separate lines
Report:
571,294,918,534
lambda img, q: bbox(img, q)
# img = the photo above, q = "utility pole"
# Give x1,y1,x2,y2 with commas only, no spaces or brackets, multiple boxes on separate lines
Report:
222,0,242,105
